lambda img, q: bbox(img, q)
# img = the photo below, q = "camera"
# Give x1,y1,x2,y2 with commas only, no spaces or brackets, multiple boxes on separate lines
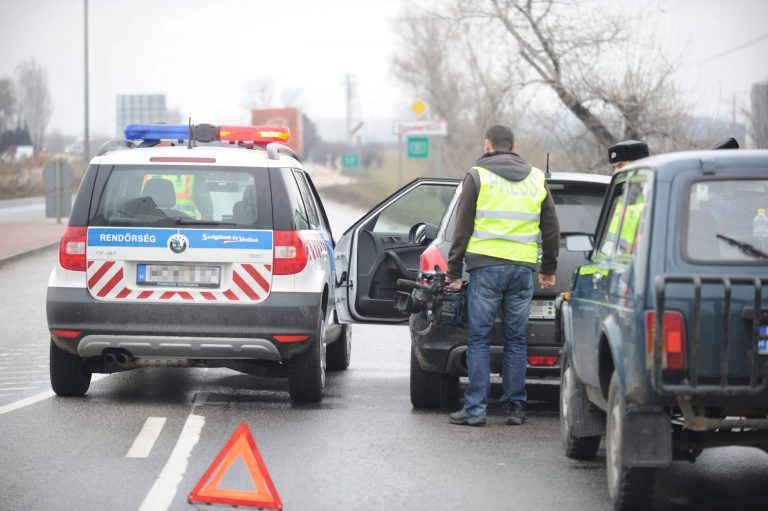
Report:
394,269,467,335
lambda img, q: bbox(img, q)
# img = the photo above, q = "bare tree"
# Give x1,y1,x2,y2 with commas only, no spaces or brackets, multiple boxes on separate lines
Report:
14,60,52,151
392,12,523,176
0,77,15,133
393,0,690,171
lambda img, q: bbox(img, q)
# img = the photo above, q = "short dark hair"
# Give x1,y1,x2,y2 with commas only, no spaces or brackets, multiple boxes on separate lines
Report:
484,125,515,152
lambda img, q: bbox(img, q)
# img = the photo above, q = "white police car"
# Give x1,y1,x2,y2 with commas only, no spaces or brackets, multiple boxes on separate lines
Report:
47,124,349,402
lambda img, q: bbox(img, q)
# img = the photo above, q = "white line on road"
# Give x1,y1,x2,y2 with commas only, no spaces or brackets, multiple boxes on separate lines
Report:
0,374,108,416
126,417,167,458
138,413,205,511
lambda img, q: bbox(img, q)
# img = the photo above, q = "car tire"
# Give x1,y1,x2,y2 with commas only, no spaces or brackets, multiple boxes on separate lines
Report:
326,324,351,371
607,372,656,511
410,348,459,409
287,312,326,403
560,354,601,460
49,339,91,397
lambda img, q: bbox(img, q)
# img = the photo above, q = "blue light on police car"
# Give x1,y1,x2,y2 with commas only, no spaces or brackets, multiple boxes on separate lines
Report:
124,124,189,141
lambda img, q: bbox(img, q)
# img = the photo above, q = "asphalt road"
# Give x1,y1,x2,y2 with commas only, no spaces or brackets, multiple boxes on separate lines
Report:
1,200,767,511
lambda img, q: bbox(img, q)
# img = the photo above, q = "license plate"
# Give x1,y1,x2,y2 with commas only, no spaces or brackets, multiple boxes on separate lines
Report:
136,264,220,288
530,299,555,320
759,325,768,355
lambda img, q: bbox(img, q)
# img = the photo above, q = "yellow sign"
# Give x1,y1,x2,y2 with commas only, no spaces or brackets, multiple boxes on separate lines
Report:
411,100,427,116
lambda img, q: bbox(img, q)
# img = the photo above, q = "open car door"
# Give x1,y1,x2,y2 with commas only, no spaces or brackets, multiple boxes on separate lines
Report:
334,178,459,324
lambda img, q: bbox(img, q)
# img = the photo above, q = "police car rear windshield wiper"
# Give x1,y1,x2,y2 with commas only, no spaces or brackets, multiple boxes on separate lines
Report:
716,233,768,261
173,218,238,226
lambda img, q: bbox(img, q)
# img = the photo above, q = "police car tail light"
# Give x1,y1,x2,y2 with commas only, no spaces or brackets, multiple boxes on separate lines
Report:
645,311,686,370
419,244,447,272
59,226,87,272
273,231,308,275
218,126,291,144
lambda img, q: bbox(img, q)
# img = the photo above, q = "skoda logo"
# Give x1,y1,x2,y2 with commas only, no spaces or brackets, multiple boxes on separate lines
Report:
168,234,188,254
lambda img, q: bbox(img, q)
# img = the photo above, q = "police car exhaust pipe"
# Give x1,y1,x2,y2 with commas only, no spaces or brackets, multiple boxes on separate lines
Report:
116,353,129,365
103,353,117,364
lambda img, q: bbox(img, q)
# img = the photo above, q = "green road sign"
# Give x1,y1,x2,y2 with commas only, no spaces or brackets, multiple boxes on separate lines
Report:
407,136,430,159
340,152,360,170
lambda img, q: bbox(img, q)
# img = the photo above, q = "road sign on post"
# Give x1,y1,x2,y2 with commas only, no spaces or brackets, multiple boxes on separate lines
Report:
407,137,430,159
43,159,75,222
340,153,360,170
393,119,448,137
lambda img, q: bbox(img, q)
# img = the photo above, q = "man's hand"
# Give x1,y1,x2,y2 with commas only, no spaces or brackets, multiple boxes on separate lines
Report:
538,273,556,289
445,275,462,291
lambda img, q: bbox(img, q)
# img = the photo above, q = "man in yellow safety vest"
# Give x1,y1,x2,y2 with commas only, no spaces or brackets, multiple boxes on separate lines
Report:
445,125,560,427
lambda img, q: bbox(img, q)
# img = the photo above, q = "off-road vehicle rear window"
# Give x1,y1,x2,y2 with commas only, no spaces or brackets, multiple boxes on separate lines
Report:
686,178,768,263
89,165,273,229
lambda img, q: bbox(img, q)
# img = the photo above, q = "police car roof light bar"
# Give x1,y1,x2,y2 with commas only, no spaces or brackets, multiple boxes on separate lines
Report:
124,124,189,141
218,126,291,144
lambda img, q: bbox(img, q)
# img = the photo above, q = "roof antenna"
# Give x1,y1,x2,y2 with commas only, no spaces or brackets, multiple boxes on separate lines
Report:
187,117,193,149
545,152,551,179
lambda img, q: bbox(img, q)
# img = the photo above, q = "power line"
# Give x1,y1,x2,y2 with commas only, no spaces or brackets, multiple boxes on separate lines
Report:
691,30,768,66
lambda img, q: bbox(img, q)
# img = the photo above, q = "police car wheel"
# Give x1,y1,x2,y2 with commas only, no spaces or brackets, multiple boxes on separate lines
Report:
326,324,351,371
287,311,326,403
49,339,92,397
606,372,655,510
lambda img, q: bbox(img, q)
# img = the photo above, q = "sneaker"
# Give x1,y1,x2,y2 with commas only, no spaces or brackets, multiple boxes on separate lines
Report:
448,409,487,427
504,401,526,426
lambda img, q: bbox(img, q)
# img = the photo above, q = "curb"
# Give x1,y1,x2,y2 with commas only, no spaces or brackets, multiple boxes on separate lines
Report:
0,241,59,268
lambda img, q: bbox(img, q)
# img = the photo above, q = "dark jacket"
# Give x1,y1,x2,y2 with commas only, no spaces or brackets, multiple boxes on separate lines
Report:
447,151,560,279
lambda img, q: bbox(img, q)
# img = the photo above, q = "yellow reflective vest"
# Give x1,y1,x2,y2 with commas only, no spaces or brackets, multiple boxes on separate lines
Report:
466,166,547,264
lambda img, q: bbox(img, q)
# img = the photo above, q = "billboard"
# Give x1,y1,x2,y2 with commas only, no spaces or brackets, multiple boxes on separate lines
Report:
251,108,303,155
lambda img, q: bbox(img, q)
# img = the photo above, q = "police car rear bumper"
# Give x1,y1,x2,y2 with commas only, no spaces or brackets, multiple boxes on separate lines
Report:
46,287,322,360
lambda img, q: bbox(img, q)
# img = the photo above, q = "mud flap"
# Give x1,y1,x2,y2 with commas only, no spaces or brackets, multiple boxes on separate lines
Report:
570,389,606,438
624,406,672,467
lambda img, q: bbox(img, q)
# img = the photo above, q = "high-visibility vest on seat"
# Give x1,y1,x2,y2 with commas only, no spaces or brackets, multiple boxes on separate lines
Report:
466,166,547,264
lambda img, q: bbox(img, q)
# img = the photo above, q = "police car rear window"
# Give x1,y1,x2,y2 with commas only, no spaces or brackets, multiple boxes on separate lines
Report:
686,179,768,264
89,165,273,229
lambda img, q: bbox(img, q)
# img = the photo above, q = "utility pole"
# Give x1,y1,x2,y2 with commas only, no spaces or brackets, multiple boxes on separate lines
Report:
83,0,90,164
343,74,355,146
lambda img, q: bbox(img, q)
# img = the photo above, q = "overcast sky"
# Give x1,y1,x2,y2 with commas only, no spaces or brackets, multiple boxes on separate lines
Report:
1,0,767,141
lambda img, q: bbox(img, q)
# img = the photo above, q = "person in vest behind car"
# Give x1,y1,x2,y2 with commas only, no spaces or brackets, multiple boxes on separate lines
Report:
445,125,560,427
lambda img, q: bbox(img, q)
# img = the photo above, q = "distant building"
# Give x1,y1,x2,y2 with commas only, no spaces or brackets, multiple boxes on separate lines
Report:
116,94,167,138
751,80,768,149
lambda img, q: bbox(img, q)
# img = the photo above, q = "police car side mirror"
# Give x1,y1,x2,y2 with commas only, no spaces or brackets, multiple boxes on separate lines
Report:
565,234,593,253
409,222,439,245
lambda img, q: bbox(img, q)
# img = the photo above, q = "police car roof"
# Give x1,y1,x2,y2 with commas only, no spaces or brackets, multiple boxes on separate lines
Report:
90,144,301,168
549,171,611,184
618,149,768,182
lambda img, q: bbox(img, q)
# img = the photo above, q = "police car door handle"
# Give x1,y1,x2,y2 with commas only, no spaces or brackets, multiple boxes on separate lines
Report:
592,272,603,287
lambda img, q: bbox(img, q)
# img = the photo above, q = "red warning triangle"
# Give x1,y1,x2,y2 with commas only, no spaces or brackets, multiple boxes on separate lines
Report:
188,422,282,510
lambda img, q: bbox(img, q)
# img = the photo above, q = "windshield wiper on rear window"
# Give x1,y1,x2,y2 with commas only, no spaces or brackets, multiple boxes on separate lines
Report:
715,233,768,261
173,218,238,226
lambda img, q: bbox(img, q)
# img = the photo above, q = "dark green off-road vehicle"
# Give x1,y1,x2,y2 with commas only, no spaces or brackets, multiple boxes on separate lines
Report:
558,150,768,510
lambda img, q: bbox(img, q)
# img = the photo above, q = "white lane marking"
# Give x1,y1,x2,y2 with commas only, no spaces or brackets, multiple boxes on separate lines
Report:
0,387,35,391
138,413,205,511
126,417,167,458
0,374,108,416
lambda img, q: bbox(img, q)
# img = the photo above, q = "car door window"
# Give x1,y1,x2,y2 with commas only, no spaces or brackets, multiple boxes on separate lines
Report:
615,174,649,261
373,184,455,234
292,170,321,230
595,181,628,260
282,171,310,230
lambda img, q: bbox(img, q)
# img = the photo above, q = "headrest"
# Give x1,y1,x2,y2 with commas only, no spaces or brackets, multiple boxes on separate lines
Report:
142,178,176,209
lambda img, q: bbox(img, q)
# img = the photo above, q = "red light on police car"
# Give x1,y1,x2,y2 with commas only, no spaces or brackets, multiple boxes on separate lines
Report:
59,226,87,272
217,126,291,144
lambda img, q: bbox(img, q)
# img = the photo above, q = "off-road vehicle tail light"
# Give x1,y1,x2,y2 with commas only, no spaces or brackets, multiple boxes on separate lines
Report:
645,310,686,370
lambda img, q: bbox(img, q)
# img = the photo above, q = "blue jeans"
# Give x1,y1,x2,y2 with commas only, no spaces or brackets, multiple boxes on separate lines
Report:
463,265,534,417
